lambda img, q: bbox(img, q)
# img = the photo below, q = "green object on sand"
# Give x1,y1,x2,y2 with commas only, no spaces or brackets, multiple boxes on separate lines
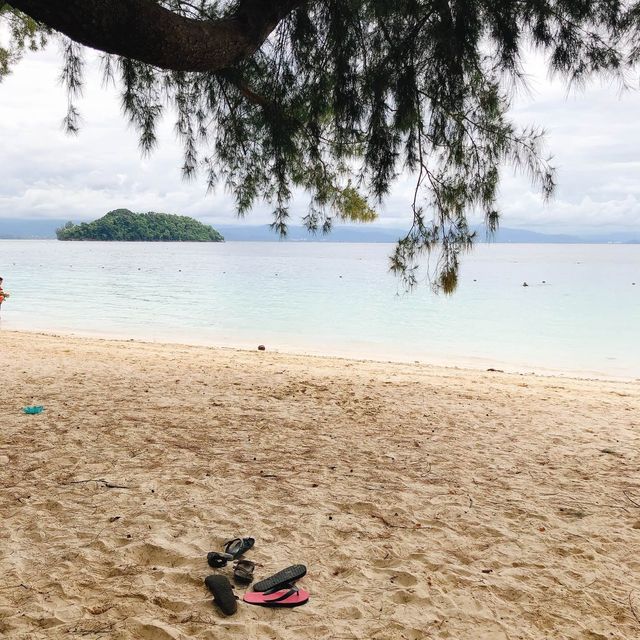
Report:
23,406,44,415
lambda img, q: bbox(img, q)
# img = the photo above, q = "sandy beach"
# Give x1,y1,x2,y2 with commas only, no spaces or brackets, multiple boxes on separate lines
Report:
0,330,638,639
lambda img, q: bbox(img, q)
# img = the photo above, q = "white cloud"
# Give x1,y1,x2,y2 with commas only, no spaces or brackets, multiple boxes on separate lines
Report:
1,44,639,234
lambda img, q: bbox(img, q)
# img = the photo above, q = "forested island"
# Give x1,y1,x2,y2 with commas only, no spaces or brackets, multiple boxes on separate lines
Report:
56,209,224,242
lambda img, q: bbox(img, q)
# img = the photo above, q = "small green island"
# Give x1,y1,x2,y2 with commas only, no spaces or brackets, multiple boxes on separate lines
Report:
56,209,224,242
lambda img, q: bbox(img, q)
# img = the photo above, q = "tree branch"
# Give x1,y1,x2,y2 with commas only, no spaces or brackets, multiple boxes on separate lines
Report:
218,70,273,109
9,0,305,71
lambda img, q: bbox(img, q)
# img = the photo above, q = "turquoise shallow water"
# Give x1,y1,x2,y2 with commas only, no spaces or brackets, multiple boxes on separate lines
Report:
1,240,638,378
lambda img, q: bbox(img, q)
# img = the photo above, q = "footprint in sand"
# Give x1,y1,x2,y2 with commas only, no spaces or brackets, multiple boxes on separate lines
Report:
340,500,378,515
120,542,191,568
151,595,192,613
384,570,419,587
335,605,363,620
153,569,203,588
30,614,66,630
129,619,183,640
377,621,427,639
407,550,440,563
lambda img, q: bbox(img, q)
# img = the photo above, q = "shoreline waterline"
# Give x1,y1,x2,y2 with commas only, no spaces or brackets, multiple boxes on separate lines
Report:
3,327,638,384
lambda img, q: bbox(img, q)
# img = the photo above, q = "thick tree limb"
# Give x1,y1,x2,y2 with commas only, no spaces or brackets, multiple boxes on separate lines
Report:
9,0,304,71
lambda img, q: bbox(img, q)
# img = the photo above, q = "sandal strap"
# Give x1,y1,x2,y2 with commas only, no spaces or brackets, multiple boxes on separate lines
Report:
263,585,299,603
264,582,297,596
224,538,242,554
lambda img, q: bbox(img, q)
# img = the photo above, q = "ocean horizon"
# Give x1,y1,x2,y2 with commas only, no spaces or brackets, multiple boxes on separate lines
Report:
1,239,638,379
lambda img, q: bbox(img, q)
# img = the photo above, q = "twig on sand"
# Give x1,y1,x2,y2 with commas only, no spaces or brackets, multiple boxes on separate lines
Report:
629,591,640,627
371,514,421,530
67,479,130,489
0,583,29,591
74,624,114,637
1,583,48,595
623,490,640,509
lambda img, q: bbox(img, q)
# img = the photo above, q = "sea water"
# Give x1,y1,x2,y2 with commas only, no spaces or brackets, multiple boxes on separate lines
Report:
1,240,638,379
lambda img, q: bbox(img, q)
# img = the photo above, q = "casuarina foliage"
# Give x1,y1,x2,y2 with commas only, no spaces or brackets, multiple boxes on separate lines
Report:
4,1,637,290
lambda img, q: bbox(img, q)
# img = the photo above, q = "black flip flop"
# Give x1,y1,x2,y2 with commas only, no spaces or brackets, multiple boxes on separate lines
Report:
253,564,307,592
204,574,237,616
224,537,255,559
233,559,256,584
207,551,234,568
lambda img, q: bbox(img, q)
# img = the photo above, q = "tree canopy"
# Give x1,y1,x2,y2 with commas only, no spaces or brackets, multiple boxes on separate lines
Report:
56,209,225,241
3,1,638,290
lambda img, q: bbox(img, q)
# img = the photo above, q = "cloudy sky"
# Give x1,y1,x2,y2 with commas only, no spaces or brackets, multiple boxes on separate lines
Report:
1,39,640,234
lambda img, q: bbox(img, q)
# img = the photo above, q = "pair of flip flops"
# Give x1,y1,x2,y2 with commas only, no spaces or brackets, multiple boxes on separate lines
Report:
206,565,309,614
244,564,309,608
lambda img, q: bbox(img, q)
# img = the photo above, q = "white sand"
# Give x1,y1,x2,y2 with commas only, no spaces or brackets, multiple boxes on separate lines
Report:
1,330,639,639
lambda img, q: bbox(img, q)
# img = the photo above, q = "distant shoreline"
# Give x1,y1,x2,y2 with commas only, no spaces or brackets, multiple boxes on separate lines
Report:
1,222,638,243
1,237,639,245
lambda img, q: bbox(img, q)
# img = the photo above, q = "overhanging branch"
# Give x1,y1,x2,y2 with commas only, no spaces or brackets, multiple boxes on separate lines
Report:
218,70,274,109
8,0,305,71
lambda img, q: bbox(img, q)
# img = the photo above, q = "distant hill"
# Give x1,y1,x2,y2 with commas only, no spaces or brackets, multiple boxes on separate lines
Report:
0,218,67,239
475,227,579,243
213,224,404,242
1,217,638,243
213,224,640,244
56,209,224,242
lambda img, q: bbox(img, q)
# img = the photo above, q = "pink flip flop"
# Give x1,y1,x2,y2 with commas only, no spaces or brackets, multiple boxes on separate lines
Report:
243,584,309,608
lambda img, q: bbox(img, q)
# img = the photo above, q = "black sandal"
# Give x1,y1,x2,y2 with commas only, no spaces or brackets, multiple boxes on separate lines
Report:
207,551,233,568
207,536,255,568
204,574,237,616
233,559,256,584
253,564,307,592
224,537,255,559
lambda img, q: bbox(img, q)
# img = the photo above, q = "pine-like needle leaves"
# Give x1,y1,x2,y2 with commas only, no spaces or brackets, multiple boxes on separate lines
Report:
2,0,634,290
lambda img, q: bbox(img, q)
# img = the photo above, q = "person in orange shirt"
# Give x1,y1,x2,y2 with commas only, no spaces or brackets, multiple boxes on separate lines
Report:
0,276,9,317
